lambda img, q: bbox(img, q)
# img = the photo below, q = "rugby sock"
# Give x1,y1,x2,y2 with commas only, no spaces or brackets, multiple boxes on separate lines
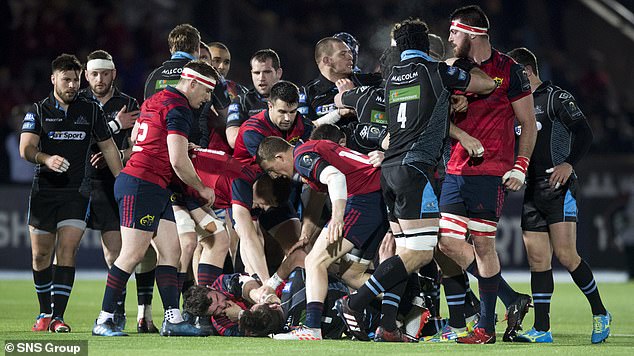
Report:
135,269,155,306
419,260,441,318
380,279,407,331
102,265,131,314
349,255,408,312
463,273,480,318
305,302,324,329
115,287,127,315
197,263,223,287
51,265,75,319
569,260,607,316
182,278,195,296
476,272,500,333
164,308,184,324
467,260,517,307
177,272,187,294
33,266,53,314
442,275,467,329
531,270,553,331
155,265,180,311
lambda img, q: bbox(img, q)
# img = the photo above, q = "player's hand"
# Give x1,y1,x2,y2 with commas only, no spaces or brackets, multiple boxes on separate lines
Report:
197,186,216,207
90,152,107,169
458,134,484,158
288,238,310,254
44,155,70,173
546,162,573,189
338,107,355,118
223,300,243,322
188,142,201,151
327,216,345,245
335,78,355,92
503,156,529,192
115,105,140,130
368,150,384,167
451,95,468,112
378,232,396,264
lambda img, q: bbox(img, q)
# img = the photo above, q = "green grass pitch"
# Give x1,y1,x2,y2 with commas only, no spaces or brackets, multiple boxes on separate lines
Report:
1,280,633,355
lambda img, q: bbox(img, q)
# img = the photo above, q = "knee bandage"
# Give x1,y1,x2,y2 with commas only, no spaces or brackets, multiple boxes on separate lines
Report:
467,218,497,239
402,226,439,251
174,209,196,234
439,213,468,240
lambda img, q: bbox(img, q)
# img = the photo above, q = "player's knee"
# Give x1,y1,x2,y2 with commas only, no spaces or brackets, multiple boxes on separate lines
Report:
305,248,329,270
175,209,196,235
526,249,551,271
555,249,581,271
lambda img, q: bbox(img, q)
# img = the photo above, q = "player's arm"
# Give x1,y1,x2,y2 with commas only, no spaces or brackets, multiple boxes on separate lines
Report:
168,134,214,203
233,204,270,281
319,165,347,244
547,91,593,188
449,122,483,157
19,132,68,173
225,100,245,149
445,58,496,95
96,138,123,177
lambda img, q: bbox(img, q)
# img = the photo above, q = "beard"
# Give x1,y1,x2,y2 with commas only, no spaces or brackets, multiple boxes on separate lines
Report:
91,81,113,97
453,39,471,58
55,87,77,104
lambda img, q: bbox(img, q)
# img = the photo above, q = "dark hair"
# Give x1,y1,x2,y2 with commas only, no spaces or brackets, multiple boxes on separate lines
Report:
507,47,538,76
238,304,285,337
208,42,229,52
254,175,291,207
315,37,345,64
269,80,299,104
428,34,445,60
200,42,210,53
168,23,201,54
51,53,82,73
251,49,281,69
379,46,401,79
310,124,345,143
183,285,213,317
449,5,490,30
183,60,220,82
256,136,292,165
392,18,430,53
87,50,113,62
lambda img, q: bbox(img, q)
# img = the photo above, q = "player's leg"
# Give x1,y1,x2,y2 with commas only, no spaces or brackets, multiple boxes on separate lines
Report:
173,206,197,296
135,247,157,333
29,227,56,331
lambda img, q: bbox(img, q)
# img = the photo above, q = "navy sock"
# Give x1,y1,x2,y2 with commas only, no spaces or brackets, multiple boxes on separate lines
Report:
305,302,324,329
467,260,517,308
156,265,180,310
115,287,127,315
135,269,155,306
33,266,53,314
531,270,553,331
380,279,407,331
349,255,408,312
102,265,131,313
51,265,75,319
419,260,441,318
177,272,187,294
442,275,466,329
476,272,500,333
463,273,480,318
570,260,606,316
197,263,223,287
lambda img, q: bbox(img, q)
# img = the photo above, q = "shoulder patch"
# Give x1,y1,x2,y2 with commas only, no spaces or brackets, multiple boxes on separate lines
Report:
299,153,315,169
24,112,36,122
558,92,571,100
228,103,240,112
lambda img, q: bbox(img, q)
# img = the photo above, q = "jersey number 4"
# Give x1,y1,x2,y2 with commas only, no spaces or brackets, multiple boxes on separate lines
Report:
397,103,407,128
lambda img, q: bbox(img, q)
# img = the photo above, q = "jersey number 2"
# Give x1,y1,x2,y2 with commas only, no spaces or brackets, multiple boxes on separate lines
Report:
397,103,407,128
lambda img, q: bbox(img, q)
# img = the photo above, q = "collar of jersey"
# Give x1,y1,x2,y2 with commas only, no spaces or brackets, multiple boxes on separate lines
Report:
400,50,434,62
171,51,196,61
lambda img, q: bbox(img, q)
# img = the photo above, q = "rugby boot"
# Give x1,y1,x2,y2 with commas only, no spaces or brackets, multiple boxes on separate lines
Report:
591,311,612,344
456,327,496,344
137,317,159,333
374,326,418,342
32,313,52,331
503,293,532,341
160,319,207,336
48,317,71,333
92,319,128,337
514,327,553,343
273,325,322,340
334,296,370,341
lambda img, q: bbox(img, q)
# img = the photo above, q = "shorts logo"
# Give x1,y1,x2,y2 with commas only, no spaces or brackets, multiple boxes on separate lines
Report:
47,131,86,140
493,77,504,87
389,85,420,104
170,193,177,202
139,214,155,227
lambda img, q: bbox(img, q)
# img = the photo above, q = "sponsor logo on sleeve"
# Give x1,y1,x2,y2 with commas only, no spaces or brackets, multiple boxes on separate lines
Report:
316,103,337,116
22,121,36,130
47,131,87,140
24,112,36,122
370,110,387,124
228,103,240,113
74,115,89,125
388,85,420,104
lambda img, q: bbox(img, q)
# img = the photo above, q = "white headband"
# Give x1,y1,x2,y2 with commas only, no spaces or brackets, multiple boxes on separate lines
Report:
181,68,216,90
86,59,115,71
450,20,488,36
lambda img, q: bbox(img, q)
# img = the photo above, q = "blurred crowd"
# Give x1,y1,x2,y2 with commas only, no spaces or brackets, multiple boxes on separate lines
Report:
1,0,633,184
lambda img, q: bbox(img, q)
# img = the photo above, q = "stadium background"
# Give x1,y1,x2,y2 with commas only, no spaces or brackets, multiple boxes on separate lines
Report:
0,0,633,275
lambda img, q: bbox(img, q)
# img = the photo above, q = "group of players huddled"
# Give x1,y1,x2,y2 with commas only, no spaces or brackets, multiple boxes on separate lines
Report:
20,4,611,344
